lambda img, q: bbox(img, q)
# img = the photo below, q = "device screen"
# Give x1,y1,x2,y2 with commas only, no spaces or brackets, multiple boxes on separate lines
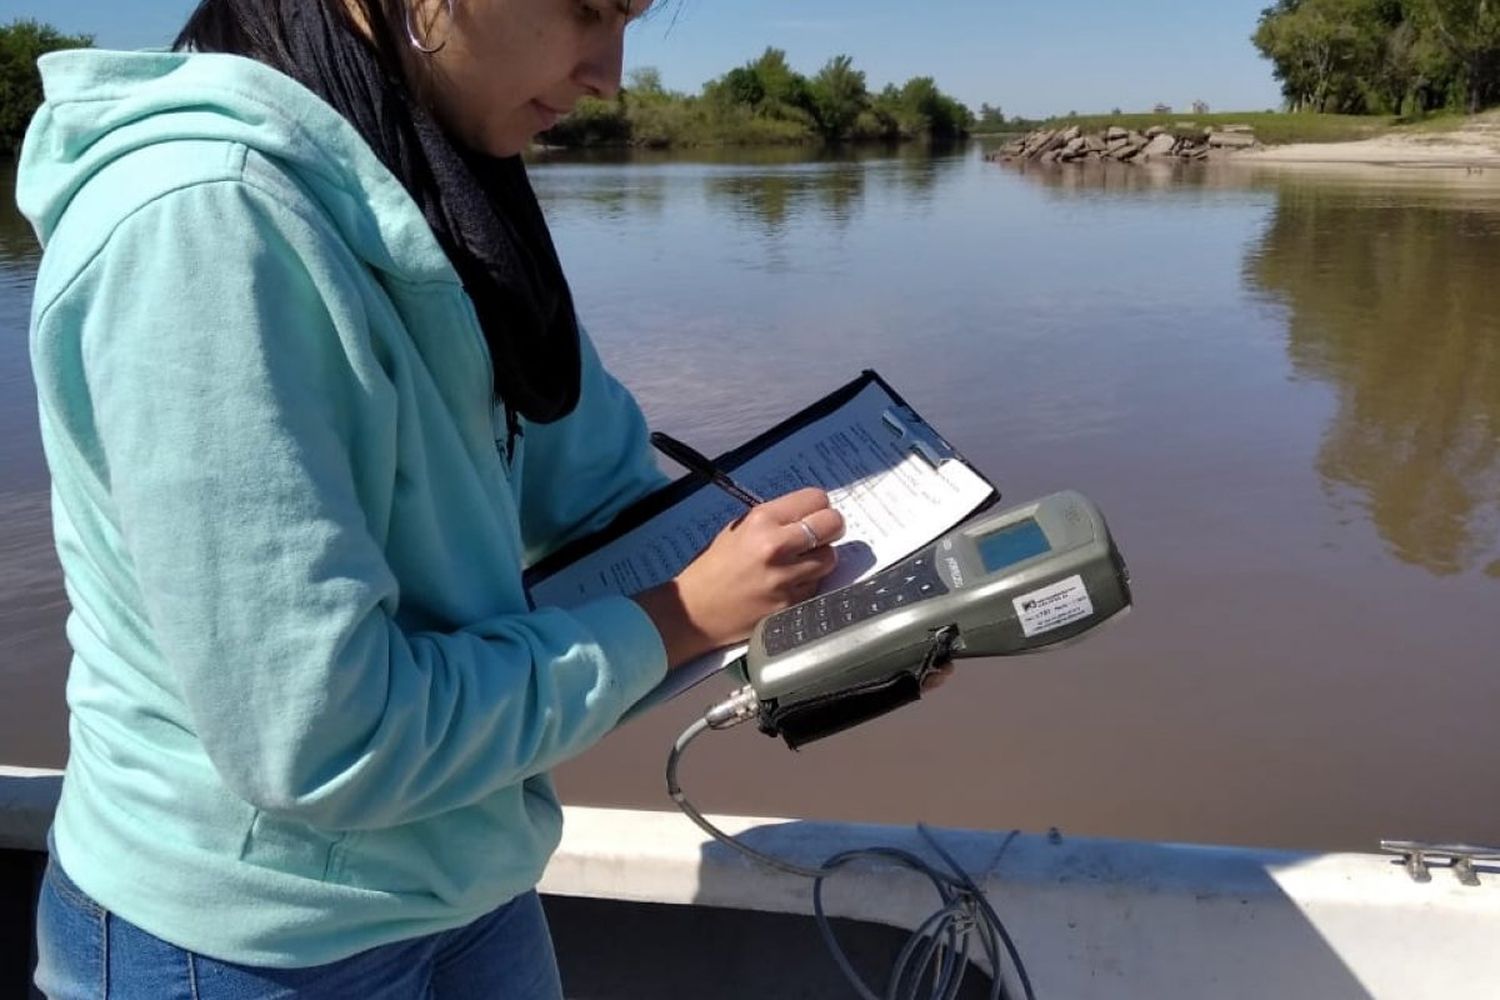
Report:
977,518,1051,573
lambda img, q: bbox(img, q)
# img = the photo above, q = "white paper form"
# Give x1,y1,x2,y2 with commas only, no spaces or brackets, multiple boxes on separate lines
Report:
528,382,995,716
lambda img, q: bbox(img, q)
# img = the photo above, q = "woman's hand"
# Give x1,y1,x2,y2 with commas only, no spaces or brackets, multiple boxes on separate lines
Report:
633,488,846,669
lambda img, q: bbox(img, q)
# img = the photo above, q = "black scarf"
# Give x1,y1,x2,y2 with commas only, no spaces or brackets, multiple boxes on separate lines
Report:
178,0,582,438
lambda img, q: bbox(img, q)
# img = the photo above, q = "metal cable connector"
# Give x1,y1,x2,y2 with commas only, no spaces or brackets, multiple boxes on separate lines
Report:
704,684,761,730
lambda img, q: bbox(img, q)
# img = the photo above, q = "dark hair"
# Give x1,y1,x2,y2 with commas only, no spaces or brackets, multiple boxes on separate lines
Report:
171,0,584,431
177,0,402,75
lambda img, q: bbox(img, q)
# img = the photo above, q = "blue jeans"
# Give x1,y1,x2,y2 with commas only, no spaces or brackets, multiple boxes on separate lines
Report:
34,852,565,999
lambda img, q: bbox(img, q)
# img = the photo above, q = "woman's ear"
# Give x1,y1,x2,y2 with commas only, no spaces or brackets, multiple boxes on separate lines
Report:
404,0,456,54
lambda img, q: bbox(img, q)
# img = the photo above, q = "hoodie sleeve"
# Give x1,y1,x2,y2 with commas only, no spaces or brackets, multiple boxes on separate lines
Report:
39,177,667,831
516,328,670,566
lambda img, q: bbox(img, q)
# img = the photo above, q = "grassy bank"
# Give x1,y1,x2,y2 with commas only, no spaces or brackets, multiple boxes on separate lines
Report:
1394,109,1498,134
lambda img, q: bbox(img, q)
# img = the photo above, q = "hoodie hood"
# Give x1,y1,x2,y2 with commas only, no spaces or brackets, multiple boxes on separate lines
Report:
17,48,456,286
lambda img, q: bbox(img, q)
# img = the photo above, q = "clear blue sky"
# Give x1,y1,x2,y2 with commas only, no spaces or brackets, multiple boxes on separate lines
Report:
4,0,1285,118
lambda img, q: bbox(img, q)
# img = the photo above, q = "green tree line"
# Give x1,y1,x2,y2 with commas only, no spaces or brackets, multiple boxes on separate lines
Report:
1253,0,1500,115
545,48,975,148
1,20,93,155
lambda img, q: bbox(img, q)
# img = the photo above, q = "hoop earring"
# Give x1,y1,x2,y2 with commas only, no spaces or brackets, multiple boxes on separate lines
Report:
405,0,453,55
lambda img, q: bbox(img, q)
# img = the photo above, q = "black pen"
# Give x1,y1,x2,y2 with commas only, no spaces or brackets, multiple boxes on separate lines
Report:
649,431,765,507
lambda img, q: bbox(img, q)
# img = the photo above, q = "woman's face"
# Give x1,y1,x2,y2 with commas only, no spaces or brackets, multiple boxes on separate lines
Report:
415,0,651,156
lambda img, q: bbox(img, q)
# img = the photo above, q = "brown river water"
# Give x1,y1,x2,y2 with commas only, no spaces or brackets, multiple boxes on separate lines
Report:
3,144,1497,853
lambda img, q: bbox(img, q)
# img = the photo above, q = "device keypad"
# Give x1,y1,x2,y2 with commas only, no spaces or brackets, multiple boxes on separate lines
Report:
762,547,949,656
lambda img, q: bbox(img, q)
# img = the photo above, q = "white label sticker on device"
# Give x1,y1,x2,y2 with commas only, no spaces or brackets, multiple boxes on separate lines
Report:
1015,575,1094,638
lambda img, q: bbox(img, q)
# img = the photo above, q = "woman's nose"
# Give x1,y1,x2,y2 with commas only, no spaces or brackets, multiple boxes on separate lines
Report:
576,32,625,100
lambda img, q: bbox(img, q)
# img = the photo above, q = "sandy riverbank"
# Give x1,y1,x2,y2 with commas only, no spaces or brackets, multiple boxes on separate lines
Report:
1243,117,1500,168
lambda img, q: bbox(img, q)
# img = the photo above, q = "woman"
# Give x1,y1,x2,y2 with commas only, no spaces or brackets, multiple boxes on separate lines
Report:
20,0,847,995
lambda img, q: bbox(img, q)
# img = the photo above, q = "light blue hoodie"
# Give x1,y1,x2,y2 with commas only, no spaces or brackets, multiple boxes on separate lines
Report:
19,49,670,966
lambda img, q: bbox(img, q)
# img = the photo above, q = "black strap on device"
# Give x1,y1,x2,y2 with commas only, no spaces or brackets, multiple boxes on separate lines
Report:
758,626,961,750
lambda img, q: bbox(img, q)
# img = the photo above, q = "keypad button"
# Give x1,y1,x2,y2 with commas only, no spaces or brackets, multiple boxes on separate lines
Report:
761,545,950,655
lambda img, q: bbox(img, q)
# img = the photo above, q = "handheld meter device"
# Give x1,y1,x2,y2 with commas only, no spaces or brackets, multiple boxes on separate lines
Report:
741,491,1131,748
673,490,1125,994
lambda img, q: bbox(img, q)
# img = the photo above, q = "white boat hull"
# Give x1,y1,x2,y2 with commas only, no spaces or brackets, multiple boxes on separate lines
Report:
5,768,1496,998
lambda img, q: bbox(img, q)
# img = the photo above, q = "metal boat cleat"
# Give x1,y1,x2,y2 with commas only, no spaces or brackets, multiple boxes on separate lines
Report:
1381,841,1500,887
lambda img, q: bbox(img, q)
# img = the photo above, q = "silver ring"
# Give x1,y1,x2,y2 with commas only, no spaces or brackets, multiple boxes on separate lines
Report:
405,0,453,54
797,519,820,551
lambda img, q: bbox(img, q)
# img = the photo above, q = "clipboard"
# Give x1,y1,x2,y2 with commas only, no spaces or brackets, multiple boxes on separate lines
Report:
525,370,1001,716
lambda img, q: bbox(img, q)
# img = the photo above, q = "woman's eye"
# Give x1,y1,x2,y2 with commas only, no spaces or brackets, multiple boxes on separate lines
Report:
574,1,606,23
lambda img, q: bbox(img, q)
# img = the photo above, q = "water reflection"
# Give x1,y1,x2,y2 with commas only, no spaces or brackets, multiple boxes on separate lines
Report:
1246,180,1500,578
999,159,1247,198
885,141,966,205
698,148,969,240
536,144,971,236
999,157,1500,578
706,166,865,231
535,141,911,169
555,174,667,224
1,160,40,271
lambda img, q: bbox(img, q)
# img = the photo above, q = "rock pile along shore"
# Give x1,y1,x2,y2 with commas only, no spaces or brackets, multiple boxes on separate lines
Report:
988,123,1261,165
